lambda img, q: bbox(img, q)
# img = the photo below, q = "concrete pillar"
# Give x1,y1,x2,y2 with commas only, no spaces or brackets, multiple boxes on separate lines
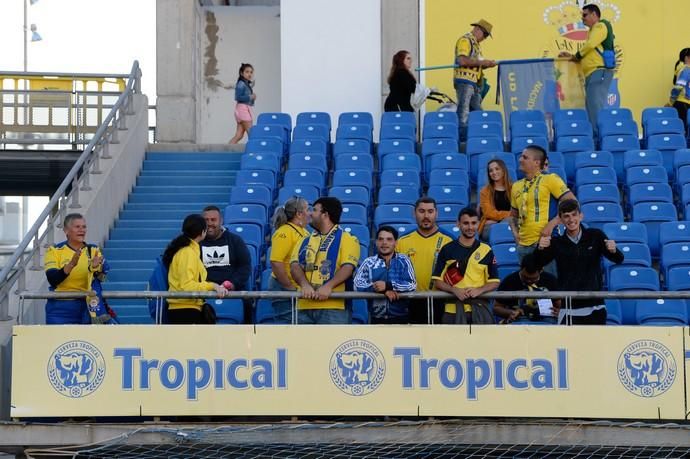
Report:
380,0,420,107
156,0,199,143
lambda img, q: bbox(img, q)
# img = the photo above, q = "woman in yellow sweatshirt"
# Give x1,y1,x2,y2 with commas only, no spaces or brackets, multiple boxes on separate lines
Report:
162,213,228,324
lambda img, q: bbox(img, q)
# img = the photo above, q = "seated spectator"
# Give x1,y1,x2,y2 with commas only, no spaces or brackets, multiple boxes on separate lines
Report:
290,197,360,324
432,207,499,324
163,214,228,324
533,199,623,325
493,255,560,324
354,226,417,324
269,197,310,324
44,213,109,324
479,159,513,241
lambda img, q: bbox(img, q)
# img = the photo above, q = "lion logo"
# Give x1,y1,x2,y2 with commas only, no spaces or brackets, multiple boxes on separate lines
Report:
617,340,676,398
47,341,105,398
330,340,385,396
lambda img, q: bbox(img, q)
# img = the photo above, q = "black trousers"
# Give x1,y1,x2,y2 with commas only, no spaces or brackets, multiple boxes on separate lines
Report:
167,308,207,324
408,299,445,324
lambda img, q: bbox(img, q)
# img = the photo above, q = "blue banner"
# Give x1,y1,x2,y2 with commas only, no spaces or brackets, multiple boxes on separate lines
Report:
497,59,559,128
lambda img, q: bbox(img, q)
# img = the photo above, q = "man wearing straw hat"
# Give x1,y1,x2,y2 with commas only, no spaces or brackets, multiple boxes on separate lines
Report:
454,19,497,144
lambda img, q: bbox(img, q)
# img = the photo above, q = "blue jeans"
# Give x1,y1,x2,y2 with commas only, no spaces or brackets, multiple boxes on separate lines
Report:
516,242,557,278
585,69,614,136
269,276,295,324
455,81,482,142
297,308,350,324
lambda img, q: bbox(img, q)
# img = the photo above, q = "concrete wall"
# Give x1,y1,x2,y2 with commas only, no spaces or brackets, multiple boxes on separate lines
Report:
280,0,382,140
381,0,419,109
198,6,281,144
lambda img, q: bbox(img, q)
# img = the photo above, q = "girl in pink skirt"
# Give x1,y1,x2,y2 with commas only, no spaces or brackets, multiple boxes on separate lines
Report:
229,63,256,144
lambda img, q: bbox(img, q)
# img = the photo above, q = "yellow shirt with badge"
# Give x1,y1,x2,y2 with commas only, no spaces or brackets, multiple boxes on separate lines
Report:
290,226,360,310
397,229,453,291
511,173,570,247
454,33,483,84
270,223,308,287
44,242,103,292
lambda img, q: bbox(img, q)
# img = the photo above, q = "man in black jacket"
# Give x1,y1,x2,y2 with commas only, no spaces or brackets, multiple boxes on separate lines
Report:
533,199,624,325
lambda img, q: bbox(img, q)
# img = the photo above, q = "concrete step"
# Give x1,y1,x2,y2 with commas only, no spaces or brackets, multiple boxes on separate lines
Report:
128,193,229,204
110,227,178,240
132,185,232,195
146,152,243,161
137,175,235,187
106,269,153,282
105,239,168,249
103,248,164,261
115,220,180,229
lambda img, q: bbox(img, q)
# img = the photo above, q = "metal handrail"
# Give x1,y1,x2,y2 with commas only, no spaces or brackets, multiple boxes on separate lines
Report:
0,61,142,320
0,70,129,79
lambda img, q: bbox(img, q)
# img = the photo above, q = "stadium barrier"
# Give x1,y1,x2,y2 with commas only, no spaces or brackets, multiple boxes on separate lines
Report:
10,290,690,420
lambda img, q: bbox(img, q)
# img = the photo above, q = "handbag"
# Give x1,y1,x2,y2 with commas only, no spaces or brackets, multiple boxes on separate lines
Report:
411,84,431,111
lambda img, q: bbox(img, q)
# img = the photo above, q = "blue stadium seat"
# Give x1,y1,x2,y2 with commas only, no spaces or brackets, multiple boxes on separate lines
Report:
628,183,673,206
255,299,276,324
422,138,459,156
645,117,685,138
378,185,419,205
659,221,690,246
427,185,469,206
576,183,620,205
380,123,416,142
290,138,328,156
575,166,617,187
647,134,687,178
378,139,416,158
390,223,416,237
224,204,268,229
600,136,640,159
626,166,667,187
424,111,458,129
235,169,276,191
336,123,373,143
230,184,272,208
283,169,325,190
440,223,461,239
338,112,374,129
580,202,624,230
427,153,468,176
436,204,463,224
509,110,545,130
382,111,416,128
661,242,690,279
466,136,503,155
678,166,690,190
329,185,370,208
493,243,519,279
351,299,369,324
260,268,272,290
574,151,614,179
278,185,319,205
240,152,280,172
340,203,368,224
428,168,469,188
381,153,422,173
602,222,648,244
632,202,678,257
555,136,593,153
297,112,331,132
477,168,517,191
673,149,690,174
641,107,677,129
245,138,283,156
597,107,633,129
666,267,690,291
333,139,370,156
608,266,660,324
424,122,458,141
598,119,638,138
546,151,564,170
227,223,264,252
553,108,588,125
341,224,371,248
605,299,622,325
602,242,651,277
511,136,549,154
468,121,502,139
332,169,373,191
292,124,329,142
374,204,415,227
250,123,289,146
214,299,245,325
334,153,374,171
288,152,328,174
511,120,548,138
469,110,503,127
554,118,593,138
380,170,420,191
623,149,663,169
488,222,515,246
257,112,292,133
636,299,688,326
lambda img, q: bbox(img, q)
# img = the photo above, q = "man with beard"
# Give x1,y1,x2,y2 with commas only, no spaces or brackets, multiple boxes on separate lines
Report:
354,226,417,324
432,207,499,324
396,197,453,323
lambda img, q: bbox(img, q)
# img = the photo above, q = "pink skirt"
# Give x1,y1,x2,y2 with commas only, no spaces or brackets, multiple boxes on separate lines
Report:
234,103,254,123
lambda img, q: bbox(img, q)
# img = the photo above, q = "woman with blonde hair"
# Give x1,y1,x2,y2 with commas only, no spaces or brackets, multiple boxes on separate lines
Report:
269,197,310,323
479,159,513,241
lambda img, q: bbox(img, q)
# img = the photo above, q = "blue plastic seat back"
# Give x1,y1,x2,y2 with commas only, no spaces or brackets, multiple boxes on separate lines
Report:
278,185,320,206
381,153,422,173
297,112,332,131
380,170,421,191
645,117,685,138
332,169,373,190
436,204,464,224
334,153,375,172
250,123,289,145
492,243,519,267
378,139,416,158
642,107,678,128
289,138,328,156
340,203,368,224
428,168,470,189
626,166,668,186
257,112,292,132
604,299,622,325
554,118,593,138
466,136,503,155
602,222,648,245
382,111,416,128
597,107,633,128
511,120,548,138
659,221,690,246
580,202,624,229
224,204,268,228
288,152,328,174
329,185,371,207
598,118,638,138
340,224,370,249
575,166,617,187
469,110,503,128
374,204,415,227
338,112,374,129
512,136,549,154
292,124,329,142
427,153,468,174
608,266,660,324
661,242,690,277
424,122,459,141
333,139,370,156
427,185,469,206
378,185,419,205
576,183,620,205
255,299,276,324
246,138,283,156
468,121,503,139
509,110,545,129
636,299,688,326
230,184,273,207
673,149,690,171
283,169,325,190
632,202,678,257
629,183,673,206
488,223,515,246
227,223,264,251
623,149,663,169
336,123,373,143
240,152,280,172
666,266,690,291
380,123,416,141
236,169,276,191
574,150,614,170
424,111,458,129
